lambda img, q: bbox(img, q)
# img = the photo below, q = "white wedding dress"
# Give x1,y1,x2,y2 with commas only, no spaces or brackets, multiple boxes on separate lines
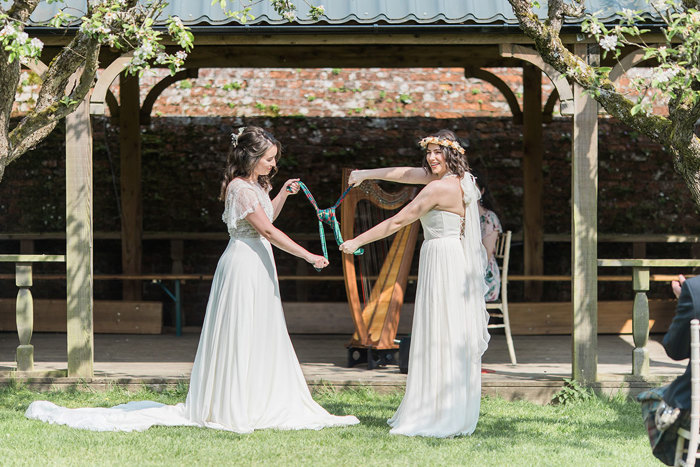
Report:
26,178,359,433
388,173,490,438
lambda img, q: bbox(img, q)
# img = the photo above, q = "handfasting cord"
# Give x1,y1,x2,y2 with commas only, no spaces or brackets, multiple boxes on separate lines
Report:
289,182,364,270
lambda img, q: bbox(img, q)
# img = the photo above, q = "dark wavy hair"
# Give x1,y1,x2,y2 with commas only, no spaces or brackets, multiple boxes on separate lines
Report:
219,126,281,200
420,129,470,177
470,166,499,216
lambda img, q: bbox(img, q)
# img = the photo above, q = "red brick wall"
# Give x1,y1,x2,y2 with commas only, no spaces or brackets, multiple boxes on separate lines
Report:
2,67,692,324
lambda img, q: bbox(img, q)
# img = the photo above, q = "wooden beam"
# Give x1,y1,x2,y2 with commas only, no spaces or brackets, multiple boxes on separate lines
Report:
119,73,142,300
34,32,673,48
181,45,520,69
499,44,574,115
0,299,162,334
508,300,675,335
571,43,599,385
65,96,94,378
464,67,522,123
140,68,199,124
523,64,544,301
543,89,559,123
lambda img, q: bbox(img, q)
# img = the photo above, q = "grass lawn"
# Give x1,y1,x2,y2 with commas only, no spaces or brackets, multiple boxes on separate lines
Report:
0,382,659,466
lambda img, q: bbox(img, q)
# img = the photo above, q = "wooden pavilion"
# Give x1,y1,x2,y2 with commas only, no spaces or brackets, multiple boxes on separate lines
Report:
7,1,671,383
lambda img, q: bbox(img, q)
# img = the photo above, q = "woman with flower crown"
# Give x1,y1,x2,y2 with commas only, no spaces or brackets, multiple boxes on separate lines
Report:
340,129,489,438
26,126,359,433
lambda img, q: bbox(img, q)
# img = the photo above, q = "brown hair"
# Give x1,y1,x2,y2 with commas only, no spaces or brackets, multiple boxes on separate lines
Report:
420,129,470,177
219,126,281,200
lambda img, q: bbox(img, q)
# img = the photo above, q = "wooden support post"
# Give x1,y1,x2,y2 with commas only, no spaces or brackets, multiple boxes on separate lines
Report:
632,266,650,376
170,239,184,275
15,262,34,371
571,43,599,384
170,239,184,330
66,97,94,378
523,64,544,301
119,72,142,300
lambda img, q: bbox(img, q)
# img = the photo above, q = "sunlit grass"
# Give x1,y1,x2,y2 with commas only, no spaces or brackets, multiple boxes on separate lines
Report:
0,382,658,466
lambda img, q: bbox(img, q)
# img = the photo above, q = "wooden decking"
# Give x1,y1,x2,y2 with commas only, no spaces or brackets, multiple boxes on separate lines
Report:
0,332,684,403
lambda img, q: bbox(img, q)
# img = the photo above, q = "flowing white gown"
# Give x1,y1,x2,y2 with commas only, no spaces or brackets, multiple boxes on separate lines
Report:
25,178,359,433
387,173,490,438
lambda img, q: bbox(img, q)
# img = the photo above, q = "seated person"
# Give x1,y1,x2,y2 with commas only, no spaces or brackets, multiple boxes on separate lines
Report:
663,273,700,411
640,274,700,465
472,168,502,302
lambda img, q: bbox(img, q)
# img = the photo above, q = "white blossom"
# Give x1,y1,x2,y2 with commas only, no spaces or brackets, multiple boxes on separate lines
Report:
139,42,154,56
15,32,29,44
283,11,296,21
651,0,667,10
654,67,679,83
588,22,602,35
79,21,94,34
620,9,635,19
0,23,17,38
175,50,187,61
30,37,43,51
599,35,618,52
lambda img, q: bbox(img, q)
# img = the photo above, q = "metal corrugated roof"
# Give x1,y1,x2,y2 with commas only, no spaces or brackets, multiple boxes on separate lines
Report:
1,0,661,26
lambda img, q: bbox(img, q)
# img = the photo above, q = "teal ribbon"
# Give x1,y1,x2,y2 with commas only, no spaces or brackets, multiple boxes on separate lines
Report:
294,182,364,269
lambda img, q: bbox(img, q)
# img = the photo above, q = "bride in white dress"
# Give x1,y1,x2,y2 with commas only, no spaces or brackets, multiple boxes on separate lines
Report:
26,126,359,433
339,129,489,438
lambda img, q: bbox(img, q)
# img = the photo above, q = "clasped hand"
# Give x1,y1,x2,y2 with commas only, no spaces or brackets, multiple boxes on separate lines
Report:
308,254,329,269
339,239,361,255
283,178,301,194
347,170,365,187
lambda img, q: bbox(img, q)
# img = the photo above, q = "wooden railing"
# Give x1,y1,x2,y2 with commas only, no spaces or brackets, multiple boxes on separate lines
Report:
2,232,698,340
598,259,700,378
2,231,699,281
0,254,65,372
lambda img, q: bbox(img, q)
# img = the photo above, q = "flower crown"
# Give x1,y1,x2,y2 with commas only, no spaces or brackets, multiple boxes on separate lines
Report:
231,127,245,147
419,136,465,155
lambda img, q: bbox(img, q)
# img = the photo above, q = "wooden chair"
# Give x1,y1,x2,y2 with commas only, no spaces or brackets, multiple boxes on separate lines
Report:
486,230,516,365
675,319,700,466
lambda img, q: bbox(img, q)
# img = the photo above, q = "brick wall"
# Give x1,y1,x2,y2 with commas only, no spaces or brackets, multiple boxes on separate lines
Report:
2,67,695,324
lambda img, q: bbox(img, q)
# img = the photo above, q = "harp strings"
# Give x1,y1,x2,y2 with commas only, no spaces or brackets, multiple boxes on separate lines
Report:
354,199,397,308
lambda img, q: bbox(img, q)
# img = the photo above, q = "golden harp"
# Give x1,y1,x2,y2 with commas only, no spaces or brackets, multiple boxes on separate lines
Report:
341,168,419,369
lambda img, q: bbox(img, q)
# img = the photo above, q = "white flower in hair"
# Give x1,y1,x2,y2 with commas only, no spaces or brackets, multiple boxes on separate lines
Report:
419,136,466,155
231,127,245,147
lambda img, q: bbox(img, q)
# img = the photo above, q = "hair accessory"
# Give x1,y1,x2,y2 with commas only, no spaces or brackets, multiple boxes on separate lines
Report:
419,136,465,155
231,127,245,147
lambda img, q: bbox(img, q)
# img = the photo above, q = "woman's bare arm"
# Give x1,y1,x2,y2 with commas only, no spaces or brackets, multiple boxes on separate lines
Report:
339,182,442,254
246,206,327,269
270,179,300,221
349,167,437,186
482,231,498,259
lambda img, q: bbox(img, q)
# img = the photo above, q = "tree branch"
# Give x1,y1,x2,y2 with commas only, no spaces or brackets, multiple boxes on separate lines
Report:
546,0,585,34
509,0,700,207
8,0,40,22
0,0,40,181
7,33,100,162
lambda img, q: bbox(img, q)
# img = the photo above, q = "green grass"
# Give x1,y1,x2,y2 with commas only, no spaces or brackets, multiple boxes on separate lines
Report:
0,383,658,466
